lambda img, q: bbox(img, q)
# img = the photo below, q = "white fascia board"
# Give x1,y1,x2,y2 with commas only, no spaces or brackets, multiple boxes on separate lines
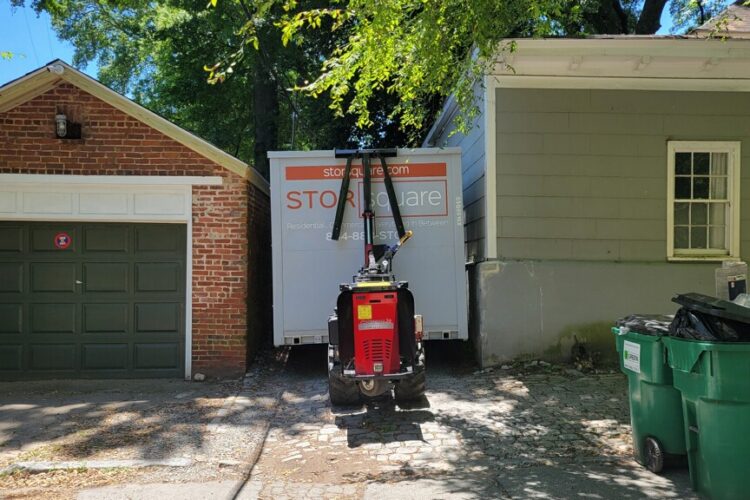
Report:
483,75,498,260
422,94,460,147
502,37,750,58
184,185,194,380
491,75,750,92
489,39,750,87
0,174,223,186
0,70,61,113
267,147,461,159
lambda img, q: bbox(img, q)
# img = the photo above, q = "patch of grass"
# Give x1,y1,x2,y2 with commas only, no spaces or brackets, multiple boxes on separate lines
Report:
0,465,138,493
15,443,65,462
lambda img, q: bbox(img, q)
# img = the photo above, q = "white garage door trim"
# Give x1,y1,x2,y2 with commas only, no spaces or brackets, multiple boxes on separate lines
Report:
0,174,223,380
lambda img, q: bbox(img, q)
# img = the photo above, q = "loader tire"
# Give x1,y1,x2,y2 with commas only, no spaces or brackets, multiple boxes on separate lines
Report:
328,369,361,406
394,370,426,402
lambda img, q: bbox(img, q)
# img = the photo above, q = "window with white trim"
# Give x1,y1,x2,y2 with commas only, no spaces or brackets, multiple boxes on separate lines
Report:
667,141,741,260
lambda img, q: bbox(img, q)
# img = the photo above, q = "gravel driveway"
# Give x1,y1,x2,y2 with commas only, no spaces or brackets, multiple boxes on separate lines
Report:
0,378,237,466
1,345,697,499
0,352,284,499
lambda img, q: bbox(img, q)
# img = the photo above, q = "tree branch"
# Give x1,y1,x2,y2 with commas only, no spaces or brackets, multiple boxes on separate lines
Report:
611,0,630,33
635,0,669,34
584,0,630,34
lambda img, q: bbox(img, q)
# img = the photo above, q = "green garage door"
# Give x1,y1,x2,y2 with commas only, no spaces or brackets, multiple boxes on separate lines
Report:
0,222,186,379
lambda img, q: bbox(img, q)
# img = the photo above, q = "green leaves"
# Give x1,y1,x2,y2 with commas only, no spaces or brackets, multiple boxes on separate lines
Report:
280,8,348,47
32,0,722,151
268,0,570,136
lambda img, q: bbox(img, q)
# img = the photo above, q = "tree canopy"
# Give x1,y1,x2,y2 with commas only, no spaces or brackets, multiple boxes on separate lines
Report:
220,0,732,138
17,0,735,175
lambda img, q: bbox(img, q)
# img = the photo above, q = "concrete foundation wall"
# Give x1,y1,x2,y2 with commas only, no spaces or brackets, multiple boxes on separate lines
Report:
471,259,717,367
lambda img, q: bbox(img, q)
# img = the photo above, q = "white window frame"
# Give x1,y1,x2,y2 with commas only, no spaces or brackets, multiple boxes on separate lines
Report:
667,141,741,262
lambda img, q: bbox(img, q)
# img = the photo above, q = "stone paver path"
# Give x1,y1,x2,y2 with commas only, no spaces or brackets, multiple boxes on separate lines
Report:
243,348,695,499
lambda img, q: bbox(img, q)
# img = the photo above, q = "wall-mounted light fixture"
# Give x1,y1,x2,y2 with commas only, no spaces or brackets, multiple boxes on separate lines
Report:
54,112,82,139
55,113,67,138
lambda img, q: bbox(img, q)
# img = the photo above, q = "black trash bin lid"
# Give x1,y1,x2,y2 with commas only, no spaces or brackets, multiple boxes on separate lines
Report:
616,314,673,335
672,293,750,325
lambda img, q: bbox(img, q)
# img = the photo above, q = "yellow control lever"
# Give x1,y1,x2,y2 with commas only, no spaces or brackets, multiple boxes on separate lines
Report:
399,230,413,246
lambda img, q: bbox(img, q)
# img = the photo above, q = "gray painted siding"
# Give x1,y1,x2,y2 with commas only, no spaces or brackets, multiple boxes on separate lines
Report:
495,88,750,262
431,86,487,261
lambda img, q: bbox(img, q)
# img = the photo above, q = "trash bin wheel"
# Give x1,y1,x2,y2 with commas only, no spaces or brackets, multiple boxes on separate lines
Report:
644,436,664,473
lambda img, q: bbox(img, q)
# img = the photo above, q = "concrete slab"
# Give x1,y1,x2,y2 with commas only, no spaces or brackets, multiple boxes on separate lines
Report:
77,480,262,500
363,478,477,499
495,462,697,499
0,378,240,462
1,458,192,474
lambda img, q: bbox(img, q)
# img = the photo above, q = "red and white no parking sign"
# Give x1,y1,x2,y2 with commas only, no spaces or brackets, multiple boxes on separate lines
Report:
54,232,72,249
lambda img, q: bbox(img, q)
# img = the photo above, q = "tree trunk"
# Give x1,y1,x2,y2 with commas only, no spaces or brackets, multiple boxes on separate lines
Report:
252,62,278,180
635,0,669,34
585,0,630,34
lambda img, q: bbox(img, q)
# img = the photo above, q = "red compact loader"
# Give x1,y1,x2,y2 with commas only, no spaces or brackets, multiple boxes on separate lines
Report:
326,149,426,405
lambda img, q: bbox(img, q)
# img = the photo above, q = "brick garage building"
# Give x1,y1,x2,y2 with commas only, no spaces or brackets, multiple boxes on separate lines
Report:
0,60,270,379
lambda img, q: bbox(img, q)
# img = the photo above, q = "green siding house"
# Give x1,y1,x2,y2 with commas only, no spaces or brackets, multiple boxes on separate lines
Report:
424,30,750,366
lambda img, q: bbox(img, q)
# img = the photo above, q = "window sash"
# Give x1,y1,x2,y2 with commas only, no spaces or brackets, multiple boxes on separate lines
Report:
667,142,740,261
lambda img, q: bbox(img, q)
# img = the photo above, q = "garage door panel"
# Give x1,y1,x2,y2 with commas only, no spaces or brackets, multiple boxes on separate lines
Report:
31,304,77,334
0,263,23,293
0,345,22,370
0,227,23,252
31,227,77,252
83,226,129,253
84,263,128,292
135,263,180,292
82,344,128,370
134,343,179,369
30,344,76,370
0,304,22,334
136,303,179,333
83,304,128,334
31,263,77,293
135,226,182,252
1,222,185,379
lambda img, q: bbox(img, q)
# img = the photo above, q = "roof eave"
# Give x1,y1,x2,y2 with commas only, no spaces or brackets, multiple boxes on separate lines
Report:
0,60,269,195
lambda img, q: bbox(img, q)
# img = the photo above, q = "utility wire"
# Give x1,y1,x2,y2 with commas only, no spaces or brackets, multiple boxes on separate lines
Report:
22,6,40,65
44,13,55,58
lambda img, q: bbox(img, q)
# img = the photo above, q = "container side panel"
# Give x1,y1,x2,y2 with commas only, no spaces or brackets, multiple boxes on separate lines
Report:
270,149,467,345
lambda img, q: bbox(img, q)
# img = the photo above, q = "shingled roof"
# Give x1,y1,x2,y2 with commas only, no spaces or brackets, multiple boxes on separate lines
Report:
694,2,750,39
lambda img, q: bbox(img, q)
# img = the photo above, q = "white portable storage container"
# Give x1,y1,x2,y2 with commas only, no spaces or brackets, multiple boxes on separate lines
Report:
269,148,467,346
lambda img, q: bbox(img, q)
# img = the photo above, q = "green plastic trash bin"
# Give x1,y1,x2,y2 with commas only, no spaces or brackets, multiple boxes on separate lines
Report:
666,337,750,500
613,321,686,473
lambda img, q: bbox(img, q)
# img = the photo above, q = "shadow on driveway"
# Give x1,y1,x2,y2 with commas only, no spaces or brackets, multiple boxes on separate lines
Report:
258,341,698,499
0,378,240,464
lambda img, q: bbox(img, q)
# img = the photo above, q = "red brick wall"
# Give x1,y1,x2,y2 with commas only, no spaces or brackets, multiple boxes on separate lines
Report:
0,81,270,378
